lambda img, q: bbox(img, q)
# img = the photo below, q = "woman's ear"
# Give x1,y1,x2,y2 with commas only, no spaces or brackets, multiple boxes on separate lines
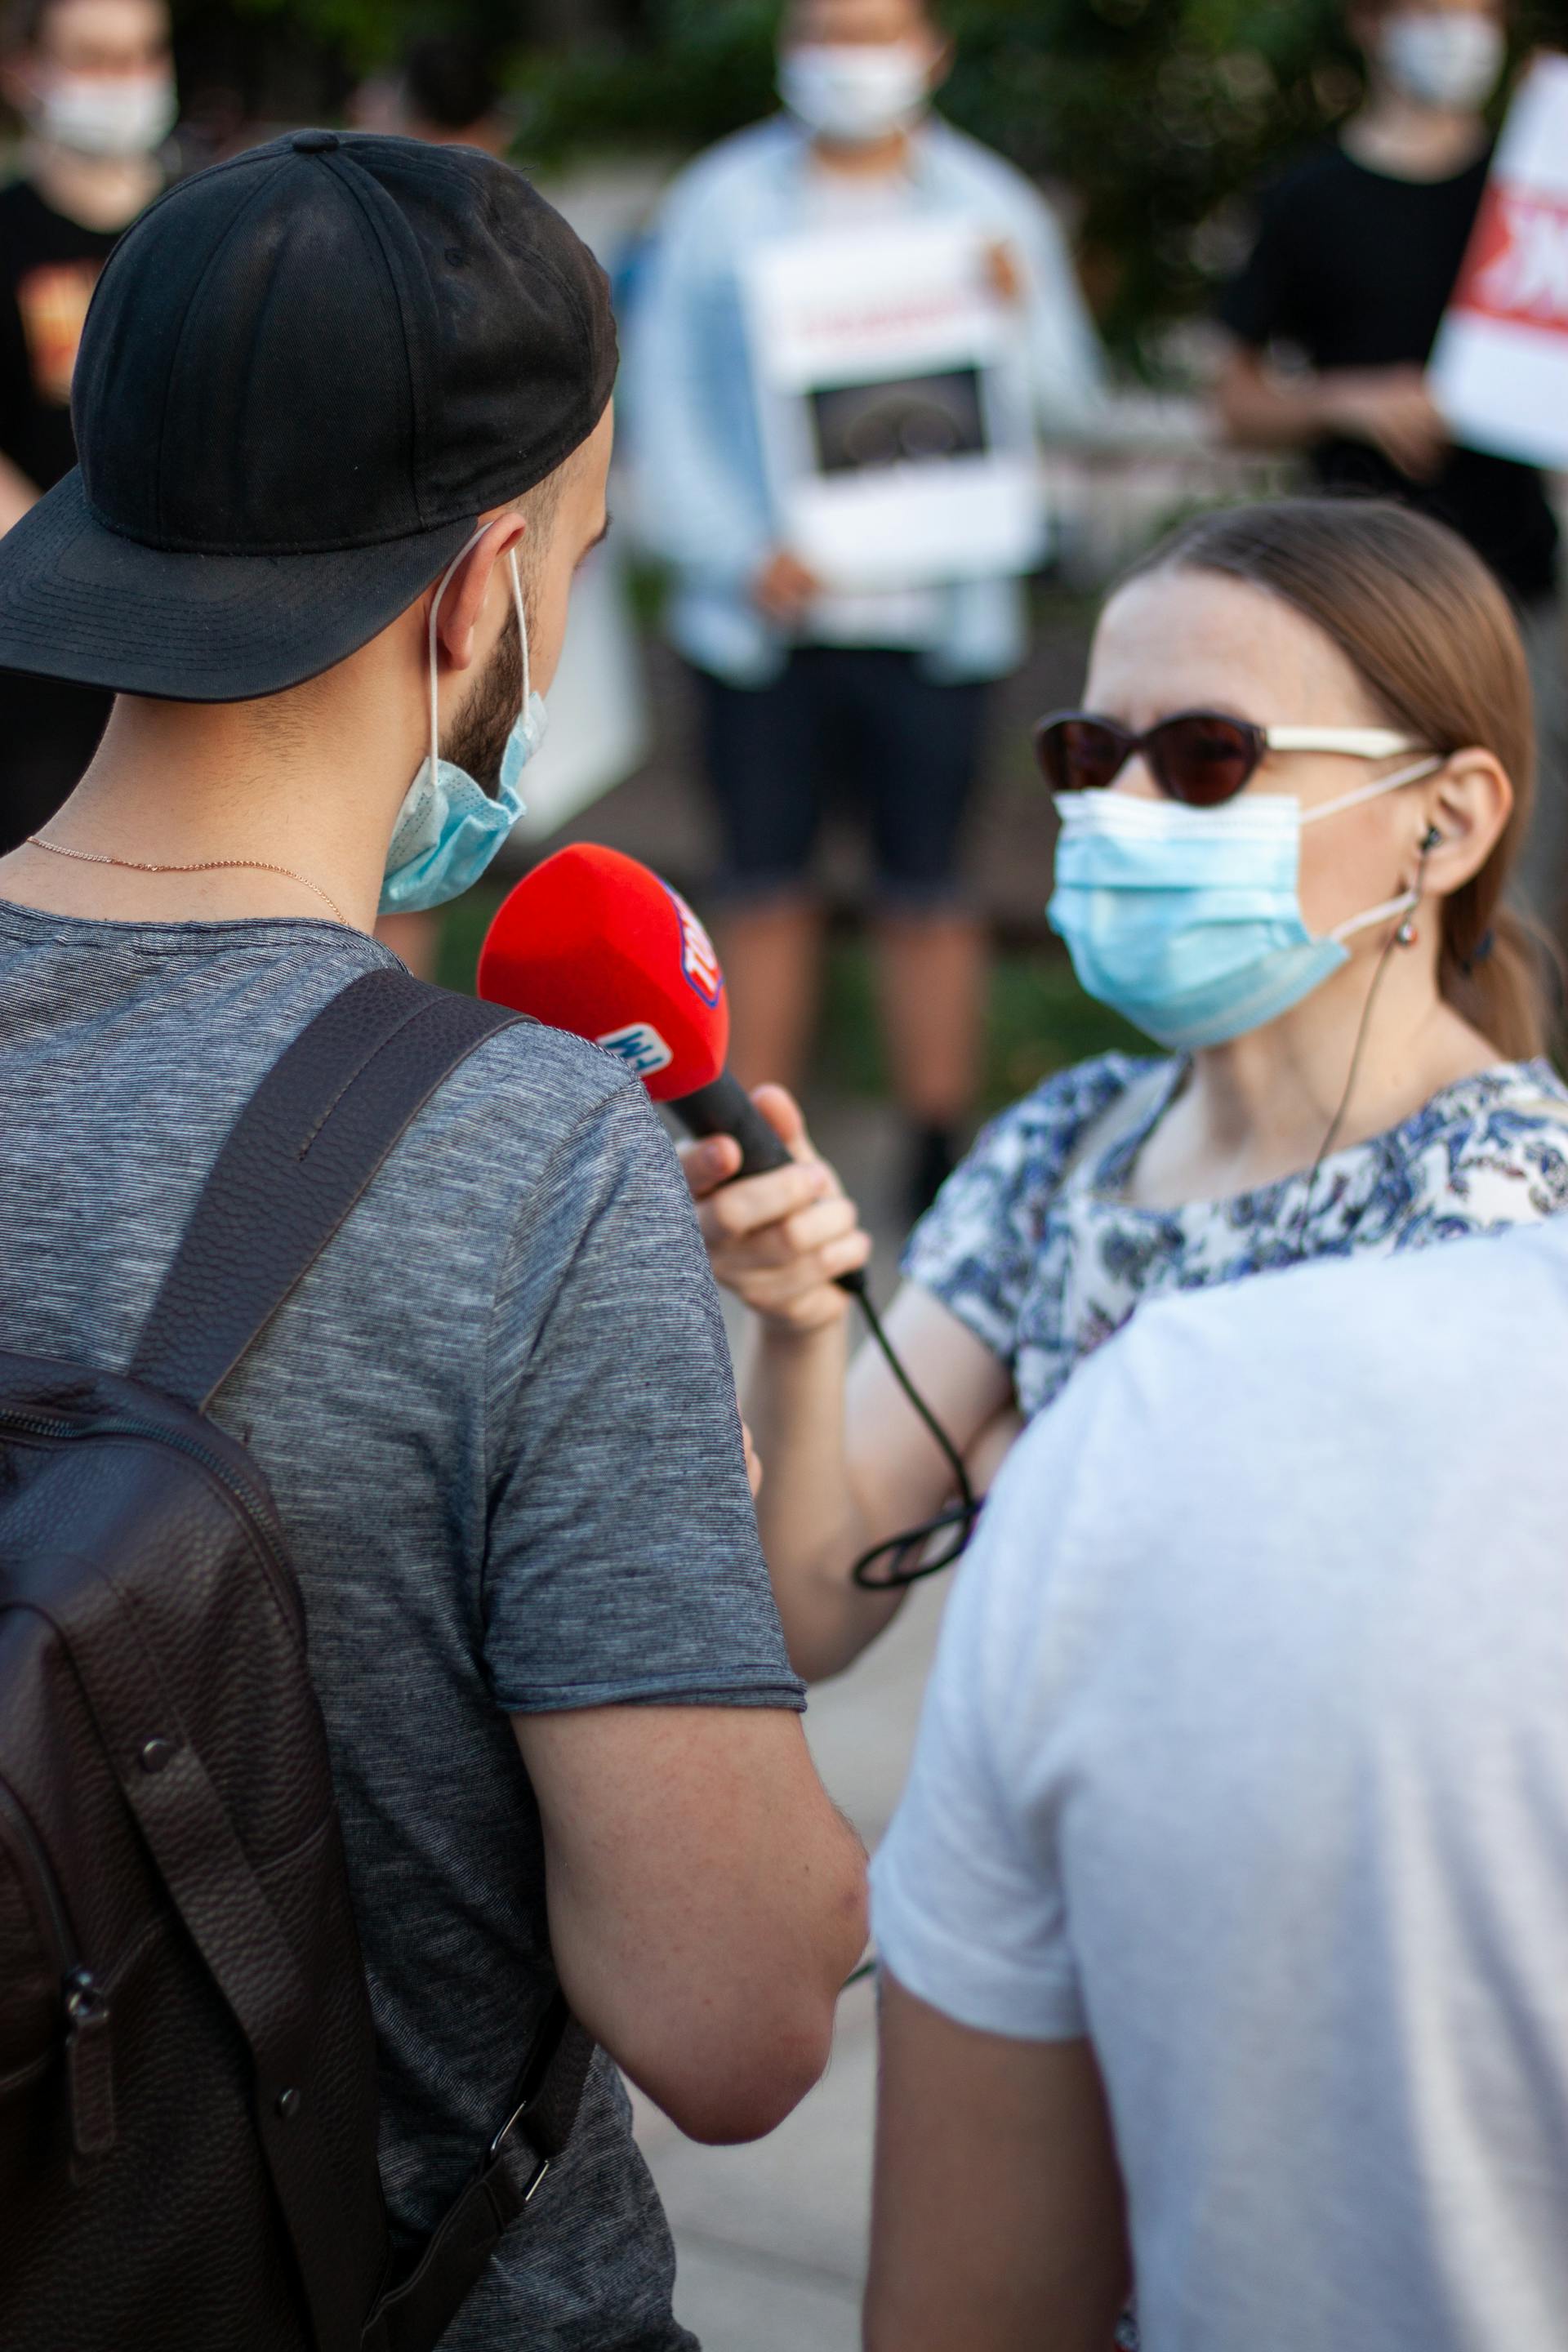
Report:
1419,748,1513,898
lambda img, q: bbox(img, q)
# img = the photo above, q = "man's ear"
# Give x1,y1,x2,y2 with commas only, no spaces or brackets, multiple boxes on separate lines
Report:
433,511,527,675
1421,749,1514,898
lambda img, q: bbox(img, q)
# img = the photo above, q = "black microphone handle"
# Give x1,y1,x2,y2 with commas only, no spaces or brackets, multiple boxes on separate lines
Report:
670,1071,866,1297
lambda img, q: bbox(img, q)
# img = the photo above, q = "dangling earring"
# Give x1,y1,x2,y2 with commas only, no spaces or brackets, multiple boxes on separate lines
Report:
1396,918,1419,947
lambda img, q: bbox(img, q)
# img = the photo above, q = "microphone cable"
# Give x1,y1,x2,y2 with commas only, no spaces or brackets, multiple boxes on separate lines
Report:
1290,825,1441,1263
846,1281,982,1591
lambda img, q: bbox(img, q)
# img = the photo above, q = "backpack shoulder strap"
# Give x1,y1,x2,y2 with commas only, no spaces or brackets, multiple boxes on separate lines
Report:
363,1998,598,2352
127,967,600,2350
131,968,523,1414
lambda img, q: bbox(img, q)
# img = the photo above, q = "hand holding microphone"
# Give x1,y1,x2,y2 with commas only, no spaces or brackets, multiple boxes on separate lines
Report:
478,846,978,1586
684,1086,870,1334
478,844,871,1328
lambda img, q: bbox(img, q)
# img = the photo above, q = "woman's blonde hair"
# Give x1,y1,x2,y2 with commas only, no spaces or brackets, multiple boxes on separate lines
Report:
1120,496,1548,1061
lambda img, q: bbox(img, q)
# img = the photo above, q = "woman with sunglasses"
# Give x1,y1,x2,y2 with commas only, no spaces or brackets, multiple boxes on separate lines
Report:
683,497,1568,1682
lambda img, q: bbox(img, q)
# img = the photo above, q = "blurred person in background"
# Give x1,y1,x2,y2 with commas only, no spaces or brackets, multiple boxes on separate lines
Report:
351,30,514,982
628,0,1106,1219
683,500,1568,1685
1214,0,1568,926
0,0,174,855
395,33,511,155
349,29,512,161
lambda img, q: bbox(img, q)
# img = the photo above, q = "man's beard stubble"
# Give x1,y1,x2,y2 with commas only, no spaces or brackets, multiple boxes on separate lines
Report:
441,604,523,795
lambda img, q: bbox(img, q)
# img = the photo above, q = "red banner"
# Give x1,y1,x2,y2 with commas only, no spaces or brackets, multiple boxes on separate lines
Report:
1451,182,1568,336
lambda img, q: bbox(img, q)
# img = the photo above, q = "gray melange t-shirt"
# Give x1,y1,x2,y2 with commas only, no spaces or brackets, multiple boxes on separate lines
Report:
0,902,804,2351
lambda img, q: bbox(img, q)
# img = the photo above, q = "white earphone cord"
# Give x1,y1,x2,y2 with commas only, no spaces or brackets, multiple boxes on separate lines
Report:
1291,824,1441,1259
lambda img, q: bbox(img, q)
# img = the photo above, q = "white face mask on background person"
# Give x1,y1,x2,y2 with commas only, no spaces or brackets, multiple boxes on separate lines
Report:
29,71,178,158
777,42,932,143
1378,11,1506,111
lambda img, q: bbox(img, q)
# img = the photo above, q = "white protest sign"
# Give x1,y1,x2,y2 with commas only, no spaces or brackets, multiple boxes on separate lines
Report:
742,218,1045,589
1431,54,1568,470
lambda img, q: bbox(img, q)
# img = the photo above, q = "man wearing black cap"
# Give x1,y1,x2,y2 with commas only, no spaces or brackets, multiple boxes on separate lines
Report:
0,131,867,2348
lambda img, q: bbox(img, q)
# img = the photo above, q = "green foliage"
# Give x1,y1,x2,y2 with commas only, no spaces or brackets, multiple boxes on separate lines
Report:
178,0,1560,355
815,933,1143,1111
170,0,535,77
509,0,1557,360
507,2,778,160
504,0,1362,363
938,0,1359,356
171,0,388,69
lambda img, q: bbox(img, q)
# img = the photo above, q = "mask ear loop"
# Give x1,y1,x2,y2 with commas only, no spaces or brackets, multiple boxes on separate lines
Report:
1328,889,1423,947
425,520,527,786
1301,752,1444,826
1312,755,1446,948
511,547,531,710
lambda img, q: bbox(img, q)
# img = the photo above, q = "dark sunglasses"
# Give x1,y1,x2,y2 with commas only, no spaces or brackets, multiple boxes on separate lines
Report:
1033,710,1423,809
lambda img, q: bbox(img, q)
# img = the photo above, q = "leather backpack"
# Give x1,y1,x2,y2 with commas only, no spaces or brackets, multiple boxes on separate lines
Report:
0,969,594,2352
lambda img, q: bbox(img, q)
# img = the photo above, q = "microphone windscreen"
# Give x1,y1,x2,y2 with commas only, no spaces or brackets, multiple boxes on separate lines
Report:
477,843,730,1102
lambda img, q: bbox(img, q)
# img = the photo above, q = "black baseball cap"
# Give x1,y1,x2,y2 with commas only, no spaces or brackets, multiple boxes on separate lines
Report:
0,131,617,702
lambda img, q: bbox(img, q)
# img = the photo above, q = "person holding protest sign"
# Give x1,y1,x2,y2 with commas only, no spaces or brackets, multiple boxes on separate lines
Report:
682,498,1568,1685
1214,0,1568,926
628,0,1106,1220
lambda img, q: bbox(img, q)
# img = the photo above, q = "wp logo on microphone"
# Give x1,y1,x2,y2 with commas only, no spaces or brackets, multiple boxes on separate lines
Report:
666,885,724,1008
596,1020,675,1080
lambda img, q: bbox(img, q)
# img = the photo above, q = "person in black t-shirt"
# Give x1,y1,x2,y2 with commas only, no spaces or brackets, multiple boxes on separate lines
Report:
1216,0,1568,924
0,0,175,854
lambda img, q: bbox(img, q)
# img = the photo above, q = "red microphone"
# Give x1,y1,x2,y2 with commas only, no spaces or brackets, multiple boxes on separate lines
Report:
483,849,956,1524
477,843,799,1184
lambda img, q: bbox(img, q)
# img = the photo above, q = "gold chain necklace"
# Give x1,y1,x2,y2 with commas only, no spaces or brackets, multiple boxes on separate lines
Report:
25,834,350,929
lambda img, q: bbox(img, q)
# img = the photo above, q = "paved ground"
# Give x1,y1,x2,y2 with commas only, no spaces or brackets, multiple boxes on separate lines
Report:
634,1089,950,2350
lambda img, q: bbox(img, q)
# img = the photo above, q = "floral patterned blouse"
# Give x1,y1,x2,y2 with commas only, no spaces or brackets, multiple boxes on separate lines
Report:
904,1051,1568,1421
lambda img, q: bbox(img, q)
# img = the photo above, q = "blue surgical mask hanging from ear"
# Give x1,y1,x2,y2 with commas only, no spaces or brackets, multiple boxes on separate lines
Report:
1047,757,1442,1053
380,523,549,915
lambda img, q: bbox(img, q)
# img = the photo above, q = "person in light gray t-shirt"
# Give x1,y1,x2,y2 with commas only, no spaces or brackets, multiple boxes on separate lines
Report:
0,902,803,2348
870,1217,1568,2352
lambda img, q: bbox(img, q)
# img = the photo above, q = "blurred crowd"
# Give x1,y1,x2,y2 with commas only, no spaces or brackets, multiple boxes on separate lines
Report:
2,1,1561,1215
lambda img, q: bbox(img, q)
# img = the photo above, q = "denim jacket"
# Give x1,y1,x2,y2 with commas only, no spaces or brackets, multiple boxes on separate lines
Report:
623,113,1107,688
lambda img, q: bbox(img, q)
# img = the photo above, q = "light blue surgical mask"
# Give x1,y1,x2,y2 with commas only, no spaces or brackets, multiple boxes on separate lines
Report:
380,524,548,915
1048,758,1441,1052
